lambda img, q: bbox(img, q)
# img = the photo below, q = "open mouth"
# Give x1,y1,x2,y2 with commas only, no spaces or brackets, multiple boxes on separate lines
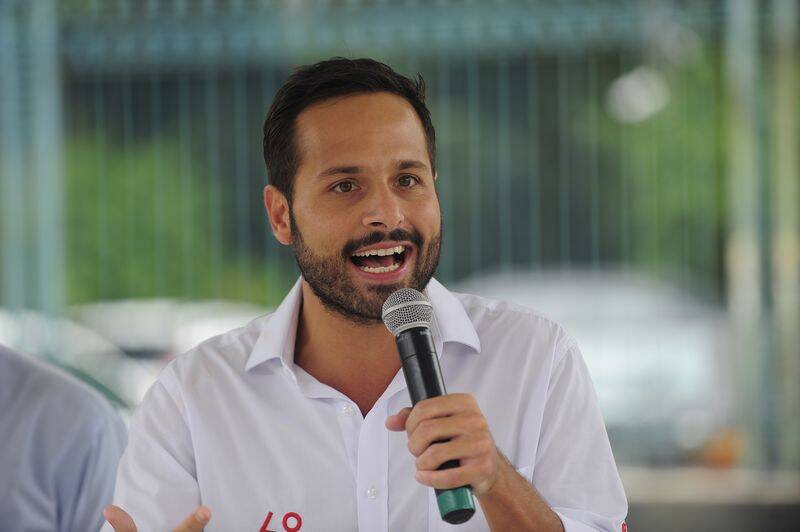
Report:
349,245,409,274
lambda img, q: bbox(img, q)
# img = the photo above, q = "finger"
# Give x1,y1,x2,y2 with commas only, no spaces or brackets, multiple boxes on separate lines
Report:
415,434,490,471
385,407,412,431
415,466,474,490
173,506,212,532
407,414,484,456
405,394,478,435
103,505,137,532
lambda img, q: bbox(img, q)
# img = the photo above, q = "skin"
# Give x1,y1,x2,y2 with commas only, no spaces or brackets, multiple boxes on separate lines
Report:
386,397,565,531
105,91,563,532
103,505,211,532
268,92,442,415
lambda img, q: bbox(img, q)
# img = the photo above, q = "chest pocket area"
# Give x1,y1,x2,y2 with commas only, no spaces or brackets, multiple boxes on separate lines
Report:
426,465,534,531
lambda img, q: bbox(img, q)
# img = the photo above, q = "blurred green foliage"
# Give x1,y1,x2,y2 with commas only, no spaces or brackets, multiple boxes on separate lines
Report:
578,54,725,299
65,135,293,306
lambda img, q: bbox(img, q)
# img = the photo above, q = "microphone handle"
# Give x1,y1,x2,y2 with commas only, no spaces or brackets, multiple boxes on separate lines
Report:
395,327,476,525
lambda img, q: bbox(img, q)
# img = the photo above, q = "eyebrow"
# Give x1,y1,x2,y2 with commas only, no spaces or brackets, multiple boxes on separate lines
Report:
397,159,428,171
316,166,360,179
316,159,429,180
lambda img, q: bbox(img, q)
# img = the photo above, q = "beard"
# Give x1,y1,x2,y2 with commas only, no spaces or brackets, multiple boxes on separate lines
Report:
290,209,441,325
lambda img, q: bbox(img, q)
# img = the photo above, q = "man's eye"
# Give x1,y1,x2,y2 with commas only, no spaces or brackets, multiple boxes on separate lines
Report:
398,174,420,187
332,181,356,193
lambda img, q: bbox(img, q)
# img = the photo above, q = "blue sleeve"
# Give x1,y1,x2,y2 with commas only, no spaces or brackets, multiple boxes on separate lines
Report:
55,409,127,532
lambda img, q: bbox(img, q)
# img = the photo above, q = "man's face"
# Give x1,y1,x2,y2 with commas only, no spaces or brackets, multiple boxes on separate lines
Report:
287,92,441,324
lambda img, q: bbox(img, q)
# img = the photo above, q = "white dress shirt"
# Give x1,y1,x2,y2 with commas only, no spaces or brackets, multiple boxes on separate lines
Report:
105,277,627,531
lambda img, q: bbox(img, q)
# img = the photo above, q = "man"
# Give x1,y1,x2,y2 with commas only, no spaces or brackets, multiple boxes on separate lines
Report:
0,343,127,532
104,57,627,531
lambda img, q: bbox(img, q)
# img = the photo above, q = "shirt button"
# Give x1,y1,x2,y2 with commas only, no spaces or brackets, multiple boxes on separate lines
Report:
366,486,379,500
340,404,356,417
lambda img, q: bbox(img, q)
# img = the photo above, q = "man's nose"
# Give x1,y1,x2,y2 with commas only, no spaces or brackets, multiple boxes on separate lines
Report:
362,185,404,230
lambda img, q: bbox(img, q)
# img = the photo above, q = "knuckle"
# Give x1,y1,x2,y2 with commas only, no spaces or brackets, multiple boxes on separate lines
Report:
438,445,451,464
416,419,434,441
460,393,477,407
425,448,440,467
478,437,493,454
426,444,446,467
407,439,421,457
468,413,487,430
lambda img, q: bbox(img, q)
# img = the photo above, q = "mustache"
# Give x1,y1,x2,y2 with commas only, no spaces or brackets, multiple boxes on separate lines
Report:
342,228,424,259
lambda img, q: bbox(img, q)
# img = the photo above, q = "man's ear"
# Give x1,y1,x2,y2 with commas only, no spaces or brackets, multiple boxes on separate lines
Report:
264,185,293,245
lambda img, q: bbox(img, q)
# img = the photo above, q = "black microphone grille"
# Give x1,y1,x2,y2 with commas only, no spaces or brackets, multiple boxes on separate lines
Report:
381,288,434,336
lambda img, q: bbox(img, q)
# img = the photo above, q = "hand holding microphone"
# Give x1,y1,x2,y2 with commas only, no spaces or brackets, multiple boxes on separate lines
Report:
382,289,503,524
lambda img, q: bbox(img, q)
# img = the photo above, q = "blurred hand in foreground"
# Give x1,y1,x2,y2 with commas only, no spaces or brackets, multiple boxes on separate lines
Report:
103,504,211,532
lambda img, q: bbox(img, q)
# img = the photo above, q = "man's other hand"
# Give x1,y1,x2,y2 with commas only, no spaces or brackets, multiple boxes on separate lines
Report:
103,504,212,532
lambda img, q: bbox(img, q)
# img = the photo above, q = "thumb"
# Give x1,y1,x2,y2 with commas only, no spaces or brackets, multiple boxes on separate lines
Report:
104,505,137,532
385,407,412,431
173,505,212,532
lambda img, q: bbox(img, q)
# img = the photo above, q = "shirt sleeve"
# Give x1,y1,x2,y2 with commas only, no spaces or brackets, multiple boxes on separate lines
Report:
58,410,127,532
532,341,628,532
102,370,200,531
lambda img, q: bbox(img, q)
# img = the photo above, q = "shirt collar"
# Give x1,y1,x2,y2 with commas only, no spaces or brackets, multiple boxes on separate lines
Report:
424,277,482,355
246,277,303,372
245,276,481,373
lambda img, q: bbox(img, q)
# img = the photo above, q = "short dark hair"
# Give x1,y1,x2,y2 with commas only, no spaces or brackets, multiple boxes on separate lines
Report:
262,57,436,203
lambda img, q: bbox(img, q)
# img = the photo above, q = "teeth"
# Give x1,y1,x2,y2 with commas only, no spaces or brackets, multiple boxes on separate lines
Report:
352,245,404,257
358,261,401,274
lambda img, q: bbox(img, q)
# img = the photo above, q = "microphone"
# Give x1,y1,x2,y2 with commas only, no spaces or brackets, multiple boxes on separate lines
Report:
382,288,475,525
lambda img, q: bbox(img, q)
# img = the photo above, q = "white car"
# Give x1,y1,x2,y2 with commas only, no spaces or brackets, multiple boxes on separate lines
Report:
1,300,268,417
71,299,269,361
453,269,735,465
0,309,159,416
70,299,269,405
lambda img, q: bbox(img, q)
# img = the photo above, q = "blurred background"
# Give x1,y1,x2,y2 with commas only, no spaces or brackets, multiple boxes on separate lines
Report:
0,0,797,530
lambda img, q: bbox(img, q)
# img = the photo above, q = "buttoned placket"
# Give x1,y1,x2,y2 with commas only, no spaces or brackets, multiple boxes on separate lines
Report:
283,310,448,531
355,397,390,531
337,401,362,477
286,360,395,531
326,363,420,532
